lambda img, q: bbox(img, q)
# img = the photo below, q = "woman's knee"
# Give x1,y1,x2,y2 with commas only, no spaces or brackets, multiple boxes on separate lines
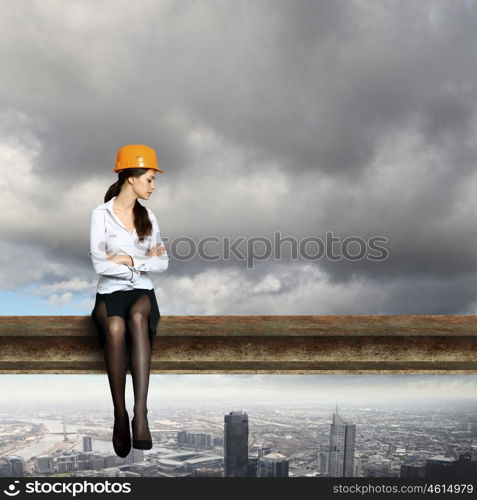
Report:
128,311,148,330
105,323,126,343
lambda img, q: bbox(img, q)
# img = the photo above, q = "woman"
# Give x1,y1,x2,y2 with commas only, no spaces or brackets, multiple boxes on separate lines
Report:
89,144,169,458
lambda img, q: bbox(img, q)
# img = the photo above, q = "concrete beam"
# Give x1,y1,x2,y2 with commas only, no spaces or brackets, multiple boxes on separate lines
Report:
0,315,476,374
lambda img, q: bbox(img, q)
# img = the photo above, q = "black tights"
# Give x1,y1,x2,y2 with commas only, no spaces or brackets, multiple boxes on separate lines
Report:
93,294,152,441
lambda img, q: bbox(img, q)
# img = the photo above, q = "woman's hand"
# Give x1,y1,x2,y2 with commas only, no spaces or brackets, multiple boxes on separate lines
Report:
107,247,166,266
107,254,132,266
147,243,167,257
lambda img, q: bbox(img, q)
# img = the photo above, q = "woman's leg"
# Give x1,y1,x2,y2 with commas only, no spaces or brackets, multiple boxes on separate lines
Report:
92,299,131,456
127,293,152,443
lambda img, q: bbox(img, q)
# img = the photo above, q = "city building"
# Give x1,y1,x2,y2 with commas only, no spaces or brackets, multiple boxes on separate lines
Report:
176,431,212,450
35,456,54,474
258,445,271,458
425,452,477,480
469,420,477,438
258,452,289,477
0,458,11,477
328,406,356,477
318,443,329,475
425,455,456,478
126,448,144,464
5,457,24,476
455,452,477,479
362,457,395,477
177,431,188,446
400,461,426,477
82,436,93,453
224,410,249,477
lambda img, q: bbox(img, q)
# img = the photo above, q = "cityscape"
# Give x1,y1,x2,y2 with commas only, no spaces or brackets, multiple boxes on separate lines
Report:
0,398,476,478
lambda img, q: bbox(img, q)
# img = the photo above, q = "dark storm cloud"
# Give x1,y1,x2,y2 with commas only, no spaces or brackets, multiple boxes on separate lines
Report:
4,0,476,178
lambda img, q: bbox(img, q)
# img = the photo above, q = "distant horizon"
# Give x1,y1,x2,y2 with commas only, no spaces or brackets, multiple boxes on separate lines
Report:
1,399,476,412
1,374,476,409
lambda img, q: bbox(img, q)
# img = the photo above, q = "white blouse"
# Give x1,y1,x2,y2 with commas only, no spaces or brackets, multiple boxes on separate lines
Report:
89,196,169,294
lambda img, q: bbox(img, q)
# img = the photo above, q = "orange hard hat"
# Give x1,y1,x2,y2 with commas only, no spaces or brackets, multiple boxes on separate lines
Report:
113,144,165,173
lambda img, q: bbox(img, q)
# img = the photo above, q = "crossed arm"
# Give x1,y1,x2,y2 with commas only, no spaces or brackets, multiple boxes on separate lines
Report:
90,209,169,279
108,243,167,267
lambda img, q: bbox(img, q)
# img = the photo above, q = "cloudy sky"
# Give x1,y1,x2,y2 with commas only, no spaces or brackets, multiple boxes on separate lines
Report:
2,1,477,407
2,0,477,316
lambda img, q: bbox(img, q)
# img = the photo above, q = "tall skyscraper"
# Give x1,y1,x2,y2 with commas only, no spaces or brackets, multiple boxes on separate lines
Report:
224,410,249,477
328,405,356,477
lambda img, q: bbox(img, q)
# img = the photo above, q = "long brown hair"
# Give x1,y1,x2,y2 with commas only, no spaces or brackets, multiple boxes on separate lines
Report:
104,168,153,243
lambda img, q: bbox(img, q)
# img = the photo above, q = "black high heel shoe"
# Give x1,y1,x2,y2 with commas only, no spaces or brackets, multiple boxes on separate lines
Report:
112,411,131,458
131,415,153,450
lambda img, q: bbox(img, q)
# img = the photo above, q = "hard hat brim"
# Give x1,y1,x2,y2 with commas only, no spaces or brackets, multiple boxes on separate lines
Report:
113,166,165,173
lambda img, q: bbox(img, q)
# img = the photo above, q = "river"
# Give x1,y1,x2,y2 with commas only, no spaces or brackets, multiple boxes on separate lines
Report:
10,418,122,460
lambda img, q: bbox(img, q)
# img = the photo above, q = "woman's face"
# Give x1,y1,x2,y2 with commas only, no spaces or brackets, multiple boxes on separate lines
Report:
132,169,157,199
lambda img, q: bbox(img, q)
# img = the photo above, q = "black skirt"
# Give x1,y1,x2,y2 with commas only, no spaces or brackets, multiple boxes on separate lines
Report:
91,288,160,348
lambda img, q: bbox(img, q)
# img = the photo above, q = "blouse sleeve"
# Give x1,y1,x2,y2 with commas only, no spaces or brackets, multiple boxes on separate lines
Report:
129,210,169,274
89,209,141,281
